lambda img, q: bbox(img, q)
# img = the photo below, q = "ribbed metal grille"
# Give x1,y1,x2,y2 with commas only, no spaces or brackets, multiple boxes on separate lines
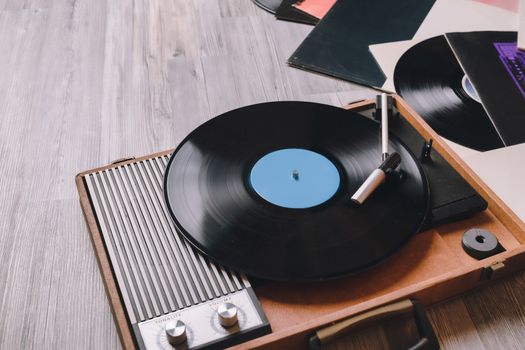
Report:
84,155,249,324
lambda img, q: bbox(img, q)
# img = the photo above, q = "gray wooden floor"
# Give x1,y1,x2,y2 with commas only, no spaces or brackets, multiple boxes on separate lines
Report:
1,0,525,349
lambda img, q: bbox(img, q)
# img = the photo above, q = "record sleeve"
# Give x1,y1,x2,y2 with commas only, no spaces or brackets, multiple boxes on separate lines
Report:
276,0,317,25
369,0,518,91
292,0,335,20
288,0,435,88
446,31,525,147
393,35,505,151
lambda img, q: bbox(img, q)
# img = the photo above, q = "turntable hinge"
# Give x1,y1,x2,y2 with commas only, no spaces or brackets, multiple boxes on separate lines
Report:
111,157,136,165
373,95,399,121
482,261,506,280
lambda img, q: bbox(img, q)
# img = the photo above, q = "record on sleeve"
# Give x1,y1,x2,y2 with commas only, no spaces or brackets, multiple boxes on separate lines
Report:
393,35,505,151
164,102,429,281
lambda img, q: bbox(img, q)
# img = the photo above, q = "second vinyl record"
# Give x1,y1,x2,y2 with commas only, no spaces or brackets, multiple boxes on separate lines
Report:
164,102,429,281
394,35,504,151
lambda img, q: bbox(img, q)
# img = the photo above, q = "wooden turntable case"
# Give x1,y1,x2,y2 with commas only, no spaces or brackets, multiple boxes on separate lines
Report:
75,95,525,349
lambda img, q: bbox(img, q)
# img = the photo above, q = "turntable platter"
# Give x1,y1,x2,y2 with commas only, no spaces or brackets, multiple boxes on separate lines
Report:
164,102,429,281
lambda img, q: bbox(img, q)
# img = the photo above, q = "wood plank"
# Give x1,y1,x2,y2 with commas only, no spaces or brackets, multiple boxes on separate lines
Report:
428,299,485,350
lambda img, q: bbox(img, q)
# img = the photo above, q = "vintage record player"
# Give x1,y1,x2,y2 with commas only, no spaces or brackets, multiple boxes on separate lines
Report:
76,95,525,349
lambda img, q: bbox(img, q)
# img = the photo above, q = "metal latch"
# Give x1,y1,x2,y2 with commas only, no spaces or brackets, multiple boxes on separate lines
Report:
482,261,506,280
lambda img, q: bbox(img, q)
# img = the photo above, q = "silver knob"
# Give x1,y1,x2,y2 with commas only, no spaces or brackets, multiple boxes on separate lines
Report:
217,302,238,327
165,320,187,345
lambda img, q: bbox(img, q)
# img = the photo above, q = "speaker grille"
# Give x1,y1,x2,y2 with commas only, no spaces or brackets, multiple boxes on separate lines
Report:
83,155,248,324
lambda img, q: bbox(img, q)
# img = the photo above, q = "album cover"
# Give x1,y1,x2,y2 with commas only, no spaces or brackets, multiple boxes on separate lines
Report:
276,0,318,25
447,31,525,147
369,0,518,92
288,0,436,88
292,0,336,20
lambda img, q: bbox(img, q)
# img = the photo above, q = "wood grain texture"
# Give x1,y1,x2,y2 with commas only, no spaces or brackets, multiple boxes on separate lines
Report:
0,0,524,349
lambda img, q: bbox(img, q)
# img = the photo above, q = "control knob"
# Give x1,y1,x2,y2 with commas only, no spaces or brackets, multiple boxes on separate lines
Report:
217,302,238,327
165,320,187,345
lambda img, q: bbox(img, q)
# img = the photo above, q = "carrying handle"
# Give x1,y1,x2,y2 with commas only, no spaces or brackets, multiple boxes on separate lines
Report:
308,299,439,350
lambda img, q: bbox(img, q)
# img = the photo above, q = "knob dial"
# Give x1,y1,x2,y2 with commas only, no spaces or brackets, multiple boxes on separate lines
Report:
217,302,238,327
165,320,187,345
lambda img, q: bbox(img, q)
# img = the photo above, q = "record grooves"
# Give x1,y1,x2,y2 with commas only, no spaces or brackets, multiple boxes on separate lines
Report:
394,35,505,151
164,102,430,281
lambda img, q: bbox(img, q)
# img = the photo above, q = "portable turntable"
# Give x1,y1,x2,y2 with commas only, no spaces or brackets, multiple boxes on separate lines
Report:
76,95,525,349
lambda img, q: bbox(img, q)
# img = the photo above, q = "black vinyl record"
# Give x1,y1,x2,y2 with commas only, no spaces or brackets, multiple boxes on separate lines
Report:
164,102,429,281
251,0,283,14
394,35,504,151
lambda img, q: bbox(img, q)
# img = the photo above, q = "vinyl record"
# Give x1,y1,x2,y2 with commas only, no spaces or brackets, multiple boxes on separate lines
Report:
164,102,429,281
251,0,283,14
394,35,504,151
